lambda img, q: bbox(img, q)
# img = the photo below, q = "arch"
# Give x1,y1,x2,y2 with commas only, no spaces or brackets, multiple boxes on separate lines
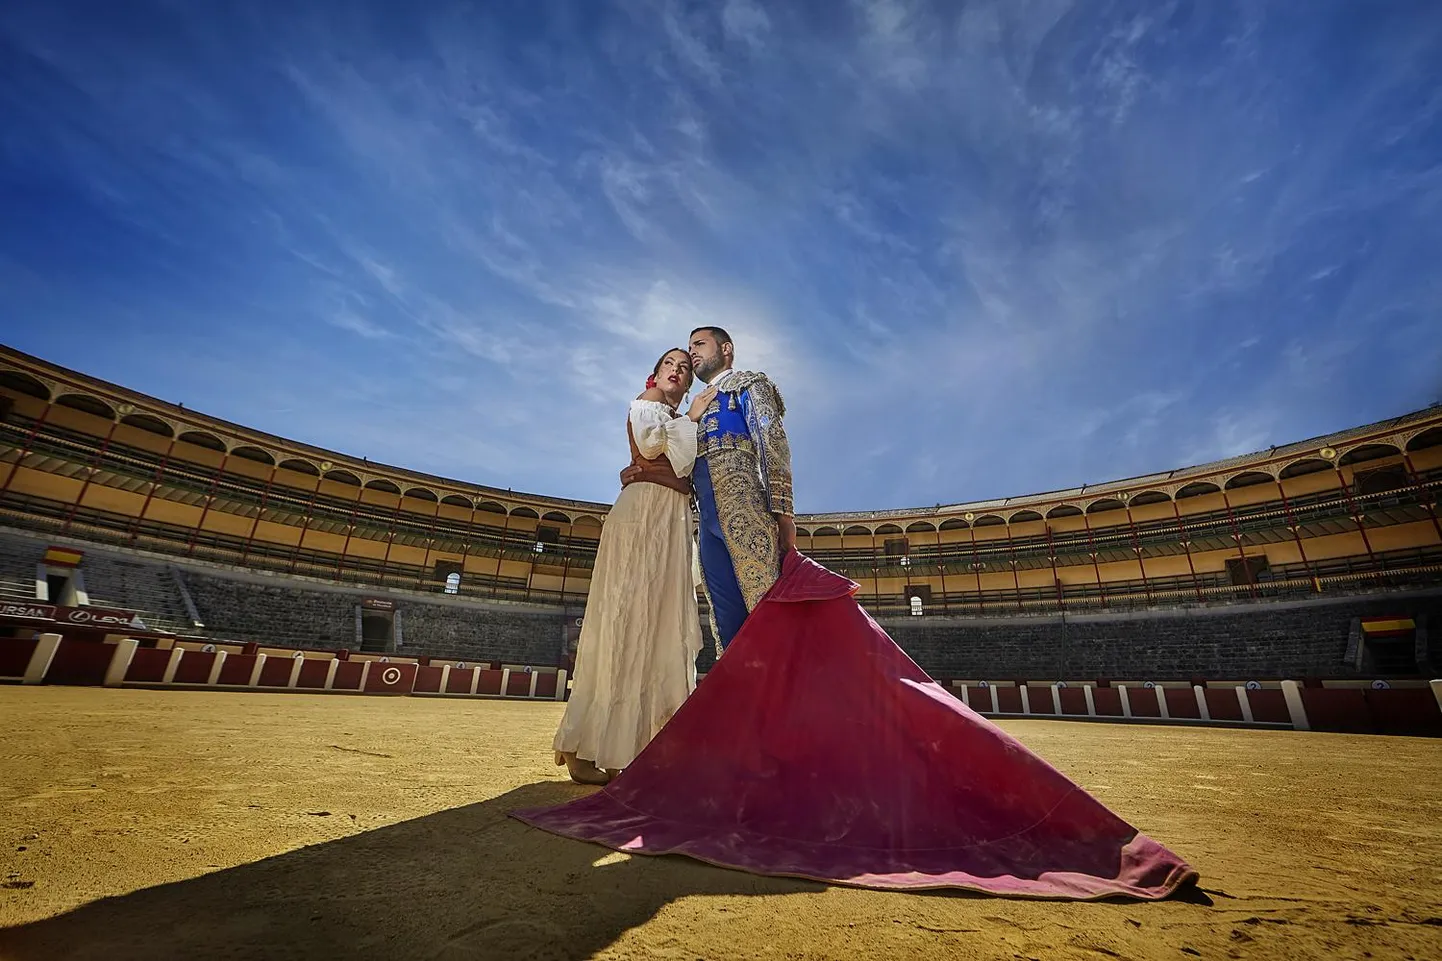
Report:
1175,481,1220,499
509,506,540,519
813,526,842,537
120,413,175,437
1225,470,1274,490
1338,443,1401,466
403,487,439,502
365,479,402,494
973,513,1005,527
441,494,473,509
475,500,507,515
905,521,936,533
938,518,970,531
324,469,362,486
1279,457,1332,479
1045,505,1083,518
279,458,320,477
1356,467,1408,496
178,429,227,452
1406,426,1442,452
843,525,872,537
231,445,275,465
56,393,116,420
0,370,51,400
573,515,603,529
874,523,904,535
542,511,572,524
794,527,812,538
1128,490,1171,506
1008,509,1044,523
1085,498,1125,514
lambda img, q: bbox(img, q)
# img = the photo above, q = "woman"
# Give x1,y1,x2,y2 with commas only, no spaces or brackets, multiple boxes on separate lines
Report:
552,348,717,785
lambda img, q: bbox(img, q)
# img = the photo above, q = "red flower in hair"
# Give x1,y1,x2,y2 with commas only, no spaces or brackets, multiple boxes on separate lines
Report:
645,374,657,389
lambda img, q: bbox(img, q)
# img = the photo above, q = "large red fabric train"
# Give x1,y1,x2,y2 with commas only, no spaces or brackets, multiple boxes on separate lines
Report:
514,552,1198,900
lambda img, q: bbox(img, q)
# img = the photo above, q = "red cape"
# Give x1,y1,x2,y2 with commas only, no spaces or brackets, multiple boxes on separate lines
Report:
513,552,1198,899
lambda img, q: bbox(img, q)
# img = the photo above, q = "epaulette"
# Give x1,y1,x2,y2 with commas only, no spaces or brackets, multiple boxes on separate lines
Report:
724,371,785,417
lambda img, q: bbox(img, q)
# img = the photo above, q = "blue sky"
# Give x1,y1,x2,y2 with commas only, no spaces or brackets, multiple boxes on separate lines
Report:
2,1,1439,512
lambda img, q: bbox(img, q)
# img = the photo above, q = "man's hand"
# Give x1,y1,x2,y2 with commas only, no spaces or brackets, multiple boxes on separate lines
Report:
620,465,643,488
776,514,797,555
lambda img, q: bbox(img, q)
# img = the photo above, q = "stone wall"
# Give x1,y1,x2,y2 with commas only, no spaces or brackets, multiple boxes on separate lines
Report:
399,603,564,665
882,593,1442,680
181,572,357,649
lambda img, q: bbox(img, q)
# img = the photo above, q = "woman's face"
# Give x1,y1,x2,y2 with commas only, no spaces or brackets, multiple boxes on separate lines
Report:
656,350,694,394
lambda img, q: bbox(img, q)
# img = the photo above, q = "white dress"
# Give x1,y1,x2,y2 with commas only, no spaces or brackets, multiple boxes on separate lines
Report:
552,400,704,771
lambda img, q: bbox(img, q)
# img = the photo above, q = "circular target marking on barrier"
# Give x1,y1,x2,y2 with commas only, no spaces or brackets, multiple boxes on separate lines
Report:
202,644,216,654
1245,680,1262,690
293,651,305,659
1143,681,1156,689
978,680,989,688
379,656,390,663
1056,681,1068,688
456,662,466,670
1371,679,1391,690
381,667,402,686
574,617,584,627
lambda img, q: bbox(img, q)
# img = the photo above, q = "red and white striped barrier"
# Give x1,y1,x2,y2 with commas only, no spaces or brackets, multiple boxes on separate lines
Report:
0,634,567,703
937,677,1442,736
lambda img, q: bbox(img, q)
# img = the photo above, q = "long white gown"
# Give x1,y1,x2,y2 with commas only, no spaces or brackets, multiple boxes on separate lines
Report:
552,399,704,772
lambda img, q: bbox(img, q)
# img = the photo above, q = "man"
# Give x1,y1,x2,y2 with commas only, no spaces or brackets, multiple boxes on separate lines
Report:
627,326,795,654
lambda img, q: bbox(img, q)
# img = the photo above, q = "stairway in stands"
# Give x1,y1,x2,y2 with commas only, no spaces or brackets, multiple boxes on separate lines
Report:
76,553,196,635
0,532,40,602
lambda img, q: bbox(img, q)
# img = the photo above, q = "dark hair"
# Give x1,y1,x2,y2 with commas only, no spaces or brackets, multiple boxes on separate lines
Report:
652,347,691,377
689,326,733,347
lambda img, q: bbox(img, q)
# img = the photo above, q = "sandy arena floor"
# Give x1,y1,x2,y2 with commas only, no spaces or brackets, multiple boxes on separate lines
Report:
0,688,1439,961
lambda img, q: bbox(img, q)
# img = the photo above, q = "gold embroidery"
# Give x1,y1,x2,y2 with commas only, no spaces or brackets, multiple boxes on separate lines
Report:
708,447,781,612
744,377,794,516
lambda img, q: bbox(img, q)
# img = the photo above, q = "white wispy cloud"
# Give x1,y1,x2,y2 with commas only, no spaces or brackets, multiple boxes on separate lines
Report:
1,0,1438,510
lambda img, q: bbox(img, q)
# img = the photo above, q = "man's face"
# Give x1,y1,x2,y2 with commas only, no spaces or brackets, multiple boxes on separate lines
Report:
689,331,728,382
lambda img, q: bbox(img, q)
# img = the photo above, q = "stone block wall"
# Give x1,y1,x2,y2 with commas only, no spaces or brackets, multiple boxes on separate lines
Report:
883,594,1442,680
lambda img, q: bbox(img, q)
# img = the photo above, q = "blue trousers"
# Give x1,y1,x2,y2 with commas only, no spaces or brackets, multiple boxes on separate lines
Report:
693,459,748,649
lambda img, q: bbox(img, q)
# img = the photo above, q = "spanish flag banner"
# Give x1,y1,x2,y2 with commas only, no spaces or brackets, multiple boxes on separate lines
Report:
43,546,84,568
1360,617,1415,638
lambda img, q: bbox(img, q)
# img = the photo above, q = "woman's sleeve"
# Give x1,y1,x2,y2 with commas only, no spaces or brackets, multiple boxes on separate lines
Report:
628,401,698,477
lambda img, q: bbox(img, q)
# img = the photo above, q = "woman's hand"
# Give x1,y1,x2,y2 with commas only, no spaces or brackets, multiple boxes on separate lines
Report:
687,385,720,422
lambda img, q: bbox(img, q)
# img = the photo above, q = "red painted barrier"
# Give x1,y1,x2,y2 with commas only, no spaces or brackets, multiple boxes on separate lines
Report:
1300,688,1372,734
446,667,475,694
363,661,416,694
476,669,504,696
413,665,444,694
534,672,558,698
963,685,990,711
124,647,171,684
1249,689,1290,724
217,654,257,686
995,687,1023,713
1164,688,1201,720
46,639,114,685
1367,689,1442,737
296,659,330,689
332,661,363,691
1204,688,1245,722
1025,685,1055,715
1059,687,1088,716
506,671,532,697
173,650,216,684
258,656,295,687
1092,688,1124,717
1129,687,1161,718
0,638,38,677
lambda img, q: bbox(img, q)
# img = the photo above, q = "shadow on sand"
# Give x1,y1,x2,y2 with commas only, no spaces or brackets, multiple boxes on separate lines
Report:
0,781,824,961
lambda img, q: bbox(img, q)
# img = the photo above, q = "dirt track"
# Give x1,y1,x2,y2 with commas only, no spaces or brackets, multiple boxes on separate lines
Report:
0,687,1438,961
